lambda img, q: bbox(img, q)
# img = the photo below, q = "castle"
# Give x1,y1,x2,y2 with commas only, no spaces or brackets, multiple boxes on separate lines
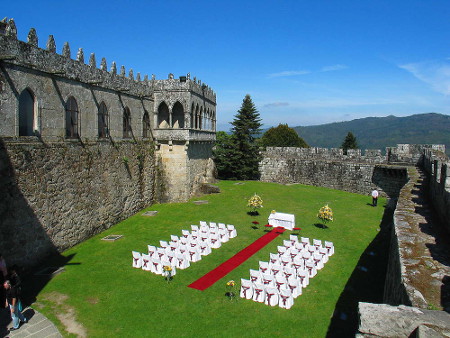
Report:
1,18,449,335
0,18,216,266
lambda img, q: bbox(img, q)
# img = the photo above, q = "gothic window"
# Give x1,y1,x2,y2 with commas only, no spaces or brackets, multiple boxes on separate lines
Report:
18,88,35,136
98,101,109,138
199,106,203,130
143,111,150,138
195,104,199,129
172,102,184,128
123,107,132,138
157,102,169,128
65,96,79,138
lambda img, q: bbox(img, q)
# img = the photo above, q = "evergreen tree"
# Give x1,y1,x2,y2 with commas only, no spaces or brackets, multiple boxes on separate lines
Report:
341,131,358,154
261,123,309,148
230,94,262,180
212,131,237,179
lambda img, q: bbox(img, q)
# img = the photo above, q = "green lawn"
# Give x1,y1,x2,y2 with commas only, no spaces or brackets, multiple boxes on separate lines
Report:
32,181,385,337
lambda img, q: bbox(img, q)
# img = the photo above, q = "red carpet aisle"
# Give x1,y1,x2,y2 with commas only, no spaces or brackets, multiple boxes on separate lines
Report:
188,227,285,291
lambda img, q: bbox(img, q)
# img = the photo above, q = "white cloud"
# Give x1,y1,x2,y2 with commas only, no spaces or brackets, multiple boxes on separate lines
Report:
320,64,348,72
399,60,450,95
267,70,311,78
263,102,290,108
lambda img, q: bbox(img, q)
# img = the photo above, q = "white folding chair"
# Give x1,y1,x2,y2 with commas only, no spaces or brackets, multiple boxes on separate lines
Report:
187,247,201,262
191,225,199,232
199,221,208,227
277,246,287,256
289,248,300,261
280,256,292,267
301,237,310,246
168,241,178,252
283,239,293,248
227,224,237,238
150,258,163,275
313,252,324,270
191,230,199,241
269,253,280,265
289,234,298,246
279,288,294,309
210,234,222,249
252,283,266,303
240,279,253,300
198,241,212,256
249,269,262,284
218,228,230,243
325,241,335,256
209,222,217,229
283,267,296,281
180,237,188,245
170,235,179,243
292,257,304,275
319,247,329,264
262,273,275,287
307,244,317,255
302,251,311,265
159,240,169,249
259,261,270,274
298,269,310,287
218,223,226,230
177,244,188,256
166,252,178,267
305,261,317,278
313,239,322,249
181,230,191,239
176,253,190,269
275,275,287,291
132,251,142,268
287,276,302,298
148,245,157,259
156,247,167,261
270,264,283,277
141,253,151,271
264,286,279,306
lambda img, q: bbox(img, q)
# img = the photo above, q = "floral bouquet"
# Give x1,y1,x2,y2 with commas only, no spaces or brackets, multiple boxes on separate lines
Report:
163,265,173,283
247,194,263,215
226,280,236,300
317,204,334,227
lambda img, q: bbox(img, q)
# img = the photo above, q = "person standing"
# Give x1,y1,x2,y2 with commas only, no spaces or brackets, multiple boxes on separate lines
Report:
371,189,379,207
4,280,27,331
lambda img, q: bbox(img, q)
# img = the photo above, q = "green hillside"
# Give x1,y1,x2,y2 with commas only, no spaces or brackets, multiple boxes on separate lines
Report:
291,113,450,155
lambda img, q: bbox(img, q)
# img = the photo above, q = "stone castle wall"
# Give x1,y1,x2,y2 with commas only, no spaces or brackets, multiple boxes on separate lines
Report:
0,139,155,267
259,146,412,198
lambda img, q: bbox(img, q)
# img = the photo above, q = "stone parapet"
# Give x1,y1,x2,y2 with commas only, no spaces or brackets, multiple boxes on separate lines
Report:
153,129,216,142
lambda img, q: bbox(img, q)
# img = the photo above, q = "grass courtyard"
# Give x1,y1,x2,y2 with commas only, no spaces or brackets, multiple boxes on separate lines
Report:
30,181,386,337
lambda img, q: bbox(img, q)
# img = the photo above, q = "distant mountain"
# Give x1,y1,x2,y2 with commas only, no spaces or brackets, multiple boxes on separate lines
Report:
290,113,450,155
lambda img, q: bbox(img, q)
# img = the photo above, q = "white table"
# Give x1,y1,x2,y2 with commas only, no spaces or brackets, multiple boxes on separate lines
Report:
268,212,295,230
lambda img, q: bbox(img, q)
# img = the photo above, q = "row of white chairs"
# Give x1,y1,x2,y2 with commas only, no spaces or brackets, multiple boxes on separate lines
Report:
240,278,297,309
132,221,238,274
240,238,334,309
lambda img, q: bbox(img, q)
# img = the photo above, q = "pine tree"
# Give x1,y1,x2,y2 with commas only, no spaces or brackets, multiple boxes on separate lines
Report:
230,94,262,180
212,131,237,179
261,123,309,148
341,131,358,154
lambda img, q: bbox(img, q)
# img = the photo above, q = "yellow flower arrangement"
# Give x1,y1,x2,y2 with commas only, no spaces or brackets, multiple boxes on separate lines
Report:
317,204,334,223
247,194,263,210
226,280,236,287
226,280,236,301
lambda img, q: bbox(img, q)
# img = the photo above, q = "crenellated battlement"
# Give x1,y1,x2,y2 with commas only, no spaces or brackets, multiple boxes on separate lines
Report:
0,18,215,101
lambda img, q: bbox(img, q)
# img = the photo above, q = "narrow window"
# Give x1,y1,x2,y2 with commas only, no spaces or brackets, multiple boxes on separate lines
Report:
65,96,79,138
143,112,150,138
19,89,35,136
157,102,169,128
98,102,108,138
172,102,184,128
123,107,132,138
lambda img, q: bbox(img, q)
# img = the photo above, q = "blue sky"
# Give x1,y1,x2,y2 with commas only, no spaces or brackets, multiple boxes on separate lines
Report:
4,1,450,130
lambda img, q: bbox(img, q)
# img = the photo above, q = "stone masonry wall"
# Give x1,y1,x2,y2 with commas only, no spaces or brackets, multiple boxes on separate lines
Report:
423,149,450,234
259,147,408,198
0,139,155,267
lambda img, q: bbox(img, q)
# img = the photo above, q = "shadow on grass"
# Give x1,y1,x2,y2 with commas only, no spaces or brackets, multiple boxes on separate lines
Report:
247,211,260,216
326,203,394,337
314,223,329,229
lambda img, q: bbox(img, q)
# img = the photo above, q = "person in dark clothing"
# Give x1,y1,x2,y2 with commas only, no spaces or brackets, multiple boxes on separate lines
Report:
3,280,26,331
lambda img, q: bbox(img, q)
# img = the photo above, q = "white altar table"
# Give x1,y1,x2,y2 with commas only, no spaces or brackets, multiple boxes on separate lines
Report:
268,212,295,230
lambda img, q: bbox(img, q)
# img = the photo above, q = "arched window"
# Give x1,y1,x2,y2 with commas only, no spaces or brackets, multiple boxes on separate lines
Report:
199,107,203,130
157,102,169,128
19,88,35,136
65,96,79,138
195,104,200,129
172,102,184,128
143,111,150,138
98,102,109,138
123,107,132,138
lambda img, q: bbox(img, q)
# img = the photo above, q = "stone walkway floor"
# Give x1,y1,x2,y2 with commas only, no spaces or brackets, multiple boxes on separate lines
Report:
0,307,61,338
